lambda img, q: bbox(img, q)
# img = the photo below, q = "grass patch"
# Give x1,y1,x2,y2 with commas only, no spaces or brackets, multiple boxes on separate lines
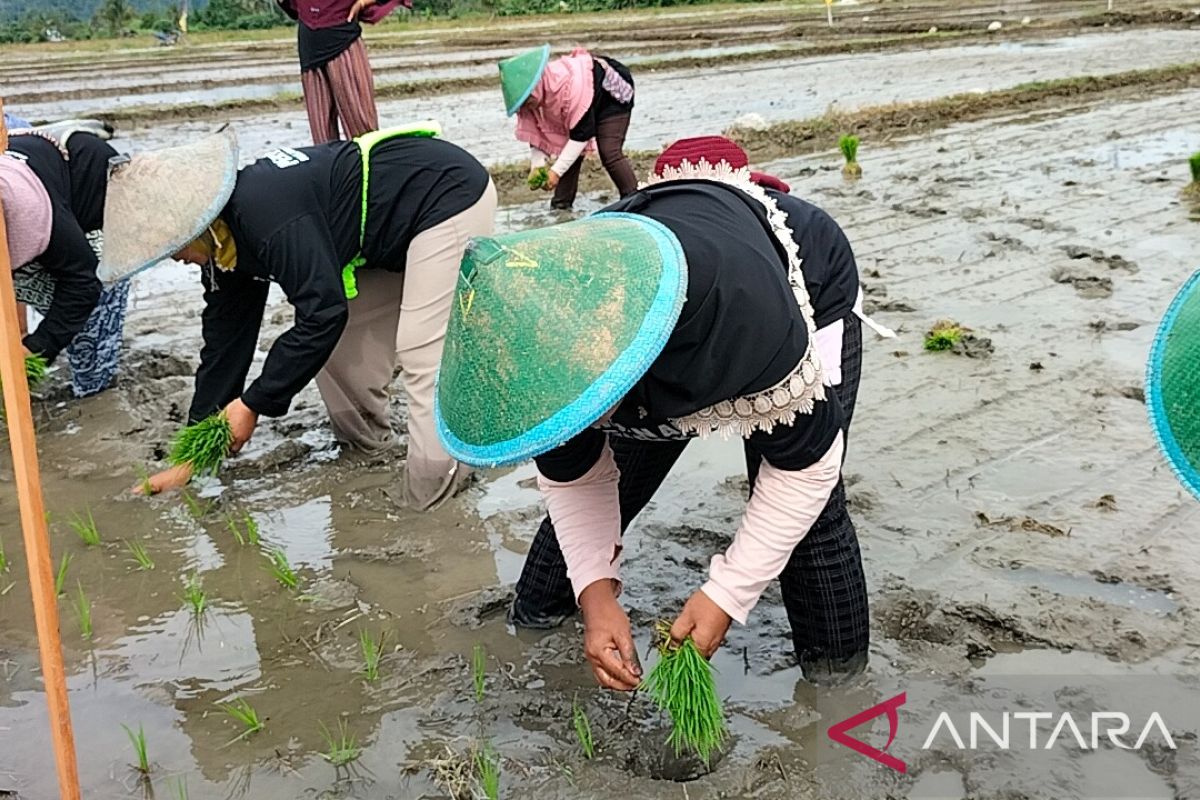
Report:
225,510,260,547
924,320,964,352
360,629,387,683
472,643,487,702
68,508,101,547
319,720,362,767
179,572,207,616
264,548,299,590
125,539,155,571
221,698,265,744
122,723,151,774
641,621,729,766
475,742,501,800
55,551,72,596
72,582,92,640
572,696,595,759
169,413,233,477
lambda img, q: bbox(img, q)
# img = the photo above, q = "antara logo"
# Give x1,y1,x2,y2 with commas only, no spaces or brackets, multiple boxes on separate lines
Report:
827,692,908,773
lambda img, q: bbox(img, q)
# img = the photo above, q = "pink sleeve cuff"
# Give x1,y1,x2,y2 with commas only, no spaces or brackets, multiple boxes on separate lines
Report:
537,440,623,602
705,433,845,624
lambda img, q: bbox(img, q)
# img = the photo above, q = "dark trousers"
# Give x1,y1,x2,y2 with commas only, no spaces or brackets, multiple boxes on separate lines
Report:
552,112,638,209
513,317,869,683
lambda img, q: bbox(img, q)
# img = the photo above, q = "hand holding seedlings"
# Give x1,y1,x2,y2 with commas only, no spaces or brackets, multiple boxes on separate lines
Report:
642,621,729,766
579,579,642,691
669,589,732,659
222,397,259,454
527,166,550,190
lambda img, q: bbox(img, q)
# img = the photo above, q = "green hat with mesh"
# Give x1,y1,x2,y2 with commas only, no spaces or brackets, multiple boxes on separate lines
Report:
1147,269,1200,501
435,212,688,468
499,44,551,116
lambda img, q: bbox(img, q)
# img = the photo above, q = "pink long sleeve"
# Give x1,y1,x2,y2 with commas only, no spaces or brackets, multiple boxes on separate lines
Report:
537,441,623,601
702,432,844,624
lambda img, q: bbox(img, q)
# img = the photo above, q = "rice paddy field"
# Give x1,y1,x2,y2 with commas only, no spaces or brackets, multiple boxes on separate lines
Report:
2,1,1200,797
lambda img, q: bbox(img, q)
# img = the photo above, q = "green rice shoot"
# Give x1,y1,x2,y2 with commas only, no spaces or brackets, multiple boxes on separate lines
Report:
475,742,501,800
179,489,212,519
319,719,361,767
641,621,729,767
226,510,260,547
924,320,965,352
179,572,207,616
72,581,93,640
134,465,154,497
1190,151,1200,184
125,540,155,570
172,776,189,800
528,166,550,190
221,697,265,743
168,412,234,477
0,538,8,574
68,508,101,547
360,629,386,683
122,723,151,774
572,696,595,759
839,134,860,165
24,353,48,388
55,551,72,596
471,643,487,702
265,548,299,590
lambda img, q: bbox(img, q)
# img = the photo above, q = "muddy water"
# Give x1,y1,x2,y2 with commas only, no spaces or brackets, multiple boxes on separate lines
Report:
5,16,1200,800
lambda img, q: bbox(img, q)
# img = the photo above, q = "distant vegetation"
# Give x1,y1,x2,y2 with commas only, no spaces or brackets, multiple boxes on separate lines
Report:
0,0,724,42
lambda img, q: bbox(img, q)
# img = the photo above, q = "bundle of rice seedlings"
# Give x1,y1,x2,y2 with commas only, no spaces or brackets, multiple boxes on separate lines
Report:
924,320,965,352
528,166,550,190
168,413,234,477
25,353,48,388
839,134,862,179
1185,151,1200,199
641,621,729,766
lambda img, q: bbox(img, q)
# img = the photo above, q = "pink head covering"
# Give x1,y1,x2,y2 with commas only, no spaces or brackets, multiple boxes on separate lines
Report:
514,49,597,157
0,156,53,269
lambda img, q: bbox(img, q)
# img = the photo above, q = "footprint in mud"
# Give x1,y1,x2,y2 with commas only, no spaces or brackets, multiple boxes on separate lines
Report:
1050,265,1113,299
1060,244,1139,273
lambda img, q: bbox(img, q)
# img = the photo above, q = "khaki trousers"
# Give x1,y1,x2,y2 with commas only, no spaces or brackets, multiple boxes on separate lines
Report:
316,180,497,510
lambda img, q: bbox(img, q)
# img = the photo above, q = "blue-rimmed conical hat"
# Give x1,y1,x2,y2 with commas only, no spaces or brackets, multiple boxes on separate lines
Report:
435,212,687,468
1147,269,1200,500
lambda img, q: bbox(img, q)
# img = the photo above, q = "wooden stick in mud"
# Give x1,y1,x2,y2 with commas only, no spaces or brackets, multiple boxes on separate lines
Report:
0,98,84,800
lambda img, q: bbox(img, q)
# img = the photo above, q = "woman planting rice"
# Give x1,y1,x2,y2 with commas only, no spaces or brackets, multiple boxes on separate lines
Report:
500,45,637,210
140,125,496,511
435,144,877,690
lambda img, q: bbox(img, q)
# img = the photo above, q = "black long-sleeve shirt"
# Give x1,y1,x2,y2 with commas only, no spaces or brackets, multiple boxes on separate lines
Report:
6,133,113,362
188,136,489,423
768,190,860,330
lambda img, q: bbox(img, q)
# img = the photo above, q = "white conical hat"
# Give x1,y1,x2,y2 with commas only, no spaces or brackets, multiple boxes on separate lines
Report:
98,128,238,284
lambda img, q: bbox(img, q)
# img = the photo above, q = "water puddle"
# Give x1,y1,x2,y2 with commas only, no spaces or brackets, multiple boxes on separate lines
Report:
1003,566,1178,615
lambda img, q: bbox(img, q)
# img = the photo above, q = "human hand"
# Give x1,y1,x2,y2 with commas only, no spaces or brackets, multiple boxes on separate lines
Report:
223,397,258,454
579,579,641,690
347,0,375,21
545,170,560,190
134,463,193,496
669,589,733,659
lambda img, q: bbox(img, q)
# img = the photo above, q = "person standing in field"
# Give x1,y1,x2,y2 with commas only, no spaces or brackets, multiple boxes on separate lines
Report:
277,0,409,144
500,45,638,210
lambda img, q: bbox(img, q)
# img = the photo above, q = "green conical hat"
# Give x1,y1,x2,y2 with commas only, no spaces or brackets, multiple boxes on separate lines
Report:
435,212,688,468
499,44,551,116
1148,270,1200,501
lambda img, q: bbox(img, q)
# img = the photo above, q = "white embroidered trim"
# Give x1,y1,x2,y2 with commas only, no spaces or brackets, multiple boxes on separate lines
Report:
10,129,70,160
645,159,827,438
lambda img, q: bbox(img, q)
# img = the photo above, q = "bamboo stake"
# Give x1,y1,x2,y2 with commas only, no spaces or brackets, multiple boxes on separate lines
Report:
0,98,83,800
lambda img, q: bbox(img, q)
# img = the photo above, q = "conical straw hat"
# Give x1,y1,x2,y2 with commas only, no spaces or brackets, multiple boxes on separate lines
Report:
499,45,550,116
435,212,688,468
1147,269,1200,500
97,128,238,284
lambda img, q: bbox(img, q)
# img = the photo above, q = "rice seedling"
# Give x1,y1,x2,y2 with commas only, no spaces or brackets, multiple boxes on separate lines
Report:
179,572,207,616
318,719,361,767
641,621,729,767
24,353,48,388
134,465,154,497
72,582,92,640
55,551,72,596
179,488,211,520
0,538,8,574
924,320,964,352
169,412,234,477
471,643,486,702
122,723,151,774
359,629,386,683
125,539,155,571
171,776,189,800
68,508,101,547
225,510,260,547
572,696,595,759
1190,151,1200,184
839,134,862,178
475,742,501,800
221,697,265,743
528,166,550,190
264,548,299,590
